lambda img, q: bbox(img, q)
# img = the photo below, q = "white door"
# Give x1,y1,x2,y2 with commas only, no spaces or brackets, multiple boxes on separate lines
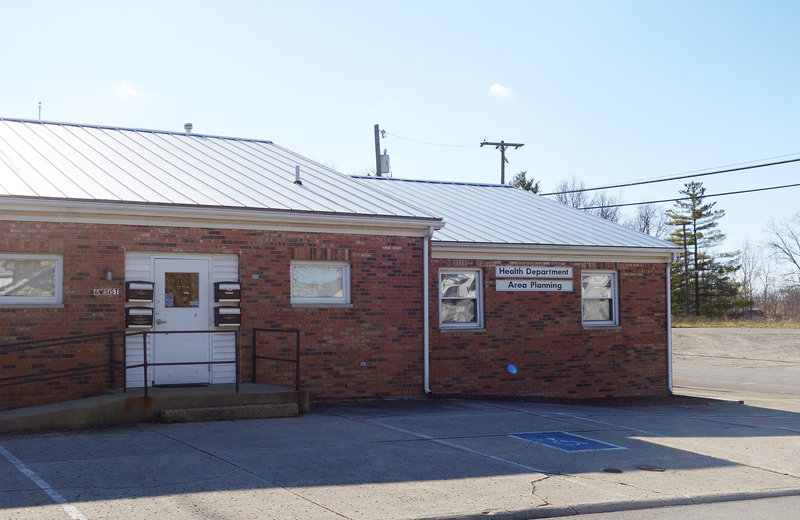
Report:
153,258,211,385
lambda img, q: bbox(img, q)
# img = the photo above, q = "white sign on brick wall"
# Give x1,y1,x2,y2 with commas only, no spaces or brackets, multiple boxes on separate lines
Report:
495,279,573,292
495,266,572,278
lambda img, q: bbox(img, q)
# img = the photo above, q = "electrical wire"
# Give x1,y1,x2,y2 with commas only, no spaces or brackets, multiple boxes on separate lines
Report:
579,182,800,210
384,132,480,148
541,155,800,196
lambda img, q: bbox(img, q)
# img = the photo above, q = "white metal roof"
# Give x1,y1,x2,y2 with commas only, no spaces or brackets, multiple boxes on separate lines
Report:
355,176,680,250
0,118,435,221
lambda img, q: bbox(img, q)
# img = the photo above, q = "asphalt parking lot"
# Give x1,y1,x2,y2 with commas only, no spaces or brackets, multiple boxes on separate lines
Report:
2,395,800,520
3,327,800,519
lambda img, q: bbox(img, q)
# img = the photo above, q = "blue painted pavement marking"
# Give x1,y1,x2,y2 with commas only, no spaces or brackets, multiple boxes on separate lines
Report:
511,431,626,452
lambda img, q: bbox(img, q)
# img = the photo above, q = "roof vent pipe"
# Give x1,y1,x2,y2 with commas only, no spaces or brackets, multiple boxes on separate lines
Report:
184,123,193,134
294,165,302,185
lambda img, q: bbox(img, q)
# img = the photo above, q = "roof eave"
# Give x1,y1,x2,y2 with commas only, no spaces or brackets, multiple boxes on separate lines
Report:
431,241,679,263
0,196,444,237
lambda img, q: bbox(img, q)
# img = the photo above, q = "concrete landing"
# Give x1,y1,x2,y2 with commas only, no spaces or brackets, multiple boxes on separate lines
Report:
0,384,307,433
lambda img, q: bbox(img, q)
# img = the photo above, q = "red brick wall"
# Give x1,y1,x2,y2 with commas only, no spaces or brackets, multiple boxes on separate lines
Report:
1,219,670,411
429,259,670,399
0,220,426,410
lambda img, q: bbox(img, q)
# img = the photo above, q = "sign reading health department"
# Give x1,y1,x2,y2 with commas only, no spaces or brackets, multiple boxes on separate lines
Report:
495,266,572,278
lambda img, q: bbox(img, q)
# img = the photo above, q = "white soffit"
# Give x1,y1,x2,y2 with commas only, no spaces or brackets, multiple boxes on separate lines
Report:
0,118,438,224
355,176,681,252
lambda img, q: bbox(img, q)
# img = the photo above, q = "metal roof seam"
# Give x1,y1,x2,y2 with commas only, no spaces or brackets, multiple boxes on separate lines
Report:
0,121,74,198
0,131,39,196
203,138,343,212
159,135,304,210
137,131,264,208
93,126,211,206
38,123,125,201
227,140,394,215
53,124,149,203
61,123,176,204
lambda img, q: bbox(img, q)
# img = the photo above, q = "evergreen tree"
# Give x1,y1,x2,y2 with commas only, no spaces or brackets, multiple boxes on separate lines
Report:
509,171,540,193
666,181,739,316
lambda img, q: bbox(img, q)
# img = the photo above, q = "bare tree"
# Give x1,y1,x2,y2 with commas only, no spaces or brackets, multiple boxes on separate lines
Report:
554,176,591,209
626,204,668,238
553,176,620,222
590,192,621,222
738,239,761,315
767,212,800,286
756,256,779,317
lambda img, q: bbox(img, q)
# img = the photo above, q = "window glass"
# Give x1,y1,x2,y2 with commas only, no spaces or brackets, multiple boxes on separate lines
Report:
164,272,200,308
581,272,617,326
291,262,349,304
0,256,62,305
439,270,482,328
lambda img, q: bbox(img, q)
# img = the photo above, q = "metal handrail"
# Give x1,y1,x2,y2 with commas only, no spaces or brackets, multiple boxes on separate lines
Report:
125,329,240,397
252,328,300,390
0,331,123,390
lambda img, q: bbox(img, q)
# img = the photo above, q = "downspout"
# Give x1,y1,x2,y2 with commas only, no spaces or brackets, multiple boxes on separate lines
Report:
667,257,674,393
423,226,434,394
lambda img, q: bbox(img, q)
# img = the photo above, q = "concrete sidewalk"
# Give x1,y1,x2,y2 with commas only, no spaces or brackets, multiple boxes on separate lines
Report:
2,397,800,519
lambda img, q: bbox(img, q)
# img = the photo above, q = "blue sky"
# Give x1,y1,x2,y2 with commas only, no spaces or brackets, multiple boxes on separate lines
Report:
2,0,799,252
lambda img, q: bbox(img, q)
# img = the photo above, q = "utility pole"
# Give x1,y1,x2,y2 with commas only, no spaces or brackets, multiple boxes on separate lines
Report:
374,124,382,177
683,223,691,316
480,140,524,184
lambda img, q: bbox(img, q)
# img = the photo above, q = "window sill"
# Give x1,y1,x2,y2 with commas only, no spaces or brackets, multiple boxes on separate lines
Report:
292,303,353,309
440,327,486,333
582,324,621,331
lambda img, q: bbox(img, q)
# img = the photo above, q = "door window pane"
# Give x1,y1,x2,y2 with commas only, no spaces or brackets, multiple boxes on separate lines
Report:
165,272,199,308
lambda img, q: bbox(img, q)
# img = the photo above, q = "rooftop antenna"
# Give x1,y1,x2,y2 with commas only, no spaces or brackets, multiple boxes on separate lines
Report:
38,101,41,121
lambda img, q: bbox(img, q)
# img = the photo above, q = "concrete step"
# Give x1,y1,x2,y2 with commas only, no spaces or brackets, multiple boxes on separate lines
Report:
159,402,299,423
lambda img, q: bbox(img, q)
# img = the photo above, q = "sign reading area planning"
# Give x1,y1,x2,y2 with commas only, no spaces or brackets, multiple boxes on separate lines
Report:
496,279,573,292
511,432,625,452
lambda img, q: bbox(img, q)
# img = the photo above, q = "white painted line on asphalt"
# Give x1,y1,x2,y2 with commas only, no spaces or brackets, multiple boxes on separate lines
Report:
0,443,87,520
368,419,628,498
555,413,800,477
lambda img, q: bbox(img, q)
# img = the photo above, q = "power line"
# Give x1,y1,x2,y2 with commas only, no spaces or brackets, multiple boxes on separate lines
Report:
541,156,800,196
384,132,479,148
579,181,800,210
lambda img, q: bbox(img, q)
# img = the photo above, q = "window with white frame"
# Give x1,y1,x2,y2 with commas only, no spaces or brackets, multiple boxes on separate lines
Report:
290,261,350,304
439,269,483,329
581,271,618,327
0,254,63,305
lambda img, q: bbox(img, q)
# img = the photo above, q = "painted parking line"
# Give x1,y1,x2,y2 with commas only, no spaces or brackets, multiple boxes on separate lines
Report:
0,443,87,520
512,431,626,452
367,419,629,499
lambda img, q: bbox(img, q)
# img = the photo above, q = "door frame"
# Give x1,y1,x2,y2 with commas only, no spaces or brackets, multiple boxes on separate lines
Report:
152,255,214,385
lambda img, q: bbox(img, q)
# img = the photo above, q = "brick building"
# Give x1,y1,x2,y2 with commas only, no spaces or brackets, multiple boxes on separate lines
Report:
0,118,679,411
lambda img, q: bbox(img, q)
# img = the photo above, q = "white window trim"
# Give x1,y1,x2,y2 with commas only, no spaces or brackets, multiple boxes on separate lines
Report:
581,270,619,328
0,254,63,306
439,268,483,330
290,261,351,305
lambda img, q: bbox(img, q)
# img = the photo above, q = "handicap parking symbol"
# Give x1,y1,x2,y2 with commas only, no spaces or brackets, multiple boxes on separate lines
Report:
511,431,625,452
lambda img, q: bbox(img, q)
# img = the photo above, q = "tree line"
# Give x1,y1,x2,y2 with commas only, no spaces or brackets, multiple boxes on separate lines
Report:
510,172,800,320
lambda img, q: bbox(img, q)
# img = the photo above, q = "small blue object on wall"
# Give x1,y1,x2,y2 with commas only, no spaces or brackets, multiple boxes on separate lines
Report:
511,431,625,452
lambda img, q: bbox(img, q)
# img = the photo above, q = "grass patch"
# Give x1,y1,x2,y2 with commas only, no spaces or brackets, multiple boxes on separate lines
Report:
672,317,800,329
